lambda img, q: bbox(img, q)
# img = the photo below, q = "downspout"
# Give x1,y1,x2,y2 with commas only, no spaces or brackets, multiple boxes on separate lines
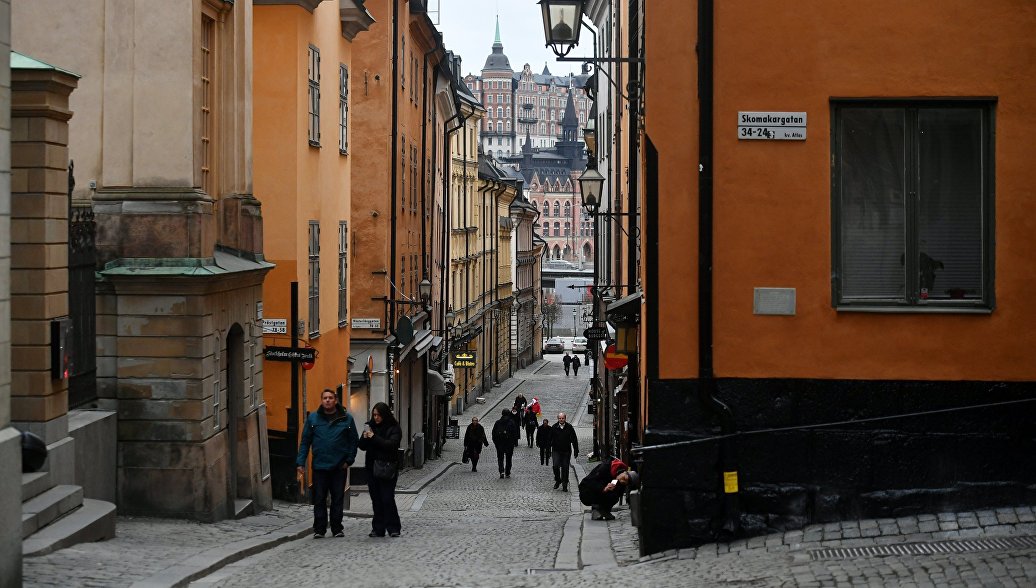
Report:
389,0,400,341
421,40,441,288
697,0,740,538
628,0,641,294
493,183,506,384
442,107,466,335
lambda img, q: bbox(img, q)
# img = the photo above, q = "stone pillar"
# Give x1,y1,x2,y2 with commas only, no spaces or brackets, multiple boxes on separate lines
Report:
9,58,78,487
0,0,21,581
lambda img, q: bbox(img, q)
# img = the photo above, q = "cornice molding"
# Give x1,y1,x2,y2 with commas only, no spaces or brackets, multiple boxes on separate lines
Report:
253,0,324,12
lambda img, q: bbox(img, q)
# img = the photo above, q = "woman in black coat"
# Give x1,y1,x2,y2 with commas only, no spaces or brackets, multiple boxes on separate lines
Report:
523,408,538,448
535,418,553,466
463,416,489,472
357,402,403,538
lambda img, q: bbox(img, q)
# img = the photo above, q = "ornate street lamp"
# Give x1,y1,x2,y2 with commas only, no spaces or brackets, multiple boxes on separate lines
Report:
539,0,585,58
578,165,605,212
445,307,456,329
583,118,597,159
419,278,432,305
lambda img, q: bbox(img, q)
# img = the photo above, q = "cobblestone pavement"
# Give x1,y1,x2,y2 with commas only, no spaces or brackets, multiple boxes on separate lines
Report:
23,356,1036,587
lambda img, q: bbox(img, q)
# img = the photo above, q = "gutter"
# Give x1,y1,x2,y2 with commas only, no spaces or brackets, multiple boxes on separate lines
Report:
389,0,400,345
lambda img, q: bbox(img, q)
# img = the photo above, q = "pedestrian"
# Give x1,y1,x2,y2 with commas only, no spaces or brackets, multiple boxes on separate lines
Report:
462,416,489,472
296,389,359,539
523,407,538,448
579,458,640,520
584,348,591,366
536,418,552,466
528,396,542,417
551,412,579,492
513,391,528,412
492,408,518,478
511,408,522,447
562,352,572,376
357,402,403,538
572,355,581,376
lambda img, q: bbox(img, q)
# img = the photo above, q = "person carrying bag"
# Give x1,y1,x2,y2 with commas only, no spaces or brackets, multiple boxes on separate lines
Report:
358,402,403,537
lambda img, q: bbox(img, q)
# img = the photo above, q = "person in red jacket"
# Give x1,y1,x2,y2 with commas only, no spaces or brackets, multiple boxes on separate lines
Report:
578,458,640,520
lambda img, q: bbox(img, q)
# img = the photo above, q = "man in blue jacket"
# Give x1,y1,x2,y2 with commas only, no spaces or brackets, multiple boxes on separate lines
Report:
296,388,359,538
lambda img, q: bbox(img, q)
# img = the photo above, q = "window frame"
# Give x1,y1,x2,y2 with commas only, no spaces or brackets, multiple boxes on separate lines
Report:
308,221,321,337
308,45,321,147
338,221,349,327
830,98,996,313
339,64,349,155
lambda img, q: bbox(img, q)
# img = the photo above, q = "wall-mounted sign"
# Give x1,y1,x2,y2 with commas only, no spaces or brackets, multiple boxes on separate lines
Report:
453,351,477,368
738,111,806,141
583,326,608,340
753,287,796,316
351,318,382,329
261,318,287,334
263,346,316,362
256,302,263,320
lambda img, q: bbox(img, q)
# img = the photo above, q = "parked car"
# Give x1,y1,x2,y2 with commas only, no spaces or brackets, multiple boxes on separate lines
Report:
544,337,564,354
572,337,587,353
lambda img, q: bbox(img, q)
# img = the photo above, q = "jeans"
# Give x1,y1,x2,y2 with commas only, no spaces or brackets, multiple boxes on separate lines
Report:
311,467,346,534
552,450,572,487
526,427,536,447
368,475,400,535
496,446,514,476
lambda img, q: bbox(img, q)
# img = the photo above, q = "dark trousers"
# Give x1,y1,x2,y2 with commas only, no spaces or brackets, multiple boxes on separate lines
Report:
368,475,400,535
312,467,346,534
573,365,580,376
470,448,481,471
496,446,514,475
552,450,572,487
580,487,621,513
526,427,536,447
539,447,551,465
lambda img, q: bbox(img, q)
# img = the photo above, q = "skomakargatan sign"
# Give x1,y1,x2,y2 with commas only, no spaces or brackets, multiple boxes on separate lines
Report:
738,111,806,140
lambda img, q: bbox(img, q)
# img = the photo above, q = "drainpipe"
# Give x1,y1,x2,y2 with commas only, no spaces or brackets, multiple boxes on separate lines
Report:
421,40,441,292
493,183,506,384
442,107,466,336
697,0,740,538
387,0,401,409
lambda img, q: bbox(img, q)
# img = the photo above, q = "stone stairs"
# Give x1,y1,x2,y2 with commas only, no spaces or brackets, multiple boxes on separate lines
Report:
21,468,116,557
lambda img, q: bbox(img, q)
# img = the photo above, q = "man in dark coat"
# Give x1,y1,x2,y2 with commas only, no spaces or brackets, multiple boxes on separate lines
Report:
579,458,640,520
462,416,489,472
550,412,579,491
296,389,359,538
535,418,552,466
523,408,538,447
572,355,581,376
562,352,572,376
492,408,519,478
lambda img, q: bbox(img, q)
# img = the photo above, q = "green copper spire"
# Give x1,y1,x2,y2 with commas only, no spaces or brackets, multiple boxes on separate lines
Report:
494,15,501,45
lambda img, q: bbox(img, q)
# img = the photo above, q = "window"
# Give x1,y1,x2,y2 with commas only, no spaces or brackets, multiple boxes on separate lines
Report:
496,122,503,132
564,201,571,217
339,64,349,154
308,46,321,146
308,221,320,336
553,202,560,216
832,101,994,310
338,221,348,326
564,222,570,236
553,222,560,236
401,137,407,213
200,13,217,196
497,107,503,118
401,36,405,89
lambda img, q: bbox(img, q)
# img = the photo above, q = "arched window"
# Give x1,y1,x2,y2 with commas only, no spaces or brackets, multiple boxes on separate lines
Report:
564,201,571,216
553,202,560,216
551,123,556,135
553,222,560,236
564,222,570,236
539,123,546,134
540,109,546,119
553,245,561,259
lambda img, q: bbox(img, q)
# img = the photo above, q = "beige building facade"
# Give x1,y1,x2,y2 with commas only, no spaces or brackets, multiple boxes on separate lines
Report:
13,0,272,520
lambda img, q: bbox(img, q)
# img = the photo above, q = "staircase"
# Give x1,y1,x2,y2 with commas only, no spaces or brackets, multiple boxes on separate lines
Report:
21,469,115,557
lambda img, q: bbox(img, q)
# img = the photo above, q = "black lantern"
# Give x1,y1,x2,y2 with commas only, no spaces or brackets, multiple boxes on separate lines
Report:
578,165,605,211
445,307,456,328
583,119,597,159
419,278,432,303
539,0,585,58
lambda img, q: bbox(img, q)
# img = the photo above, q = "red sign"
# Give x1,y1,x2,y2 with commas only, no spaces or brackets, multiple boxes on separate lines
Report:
603,344,628,370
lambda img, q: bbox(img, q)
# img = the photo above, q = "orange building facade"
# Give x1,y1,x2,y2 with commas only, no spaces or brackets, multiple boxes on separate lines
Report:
253,0,373,498
571,0,1036,554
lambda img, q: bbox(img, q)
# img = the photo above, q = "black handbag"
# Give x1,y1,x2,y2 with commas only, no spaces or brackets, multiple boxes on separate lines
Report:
372,459,397,480
462,447,471,463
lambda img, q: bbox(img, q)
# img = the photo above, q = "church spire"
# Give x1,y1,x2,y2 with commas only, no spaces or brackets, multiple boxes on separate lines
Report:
494,15,502,46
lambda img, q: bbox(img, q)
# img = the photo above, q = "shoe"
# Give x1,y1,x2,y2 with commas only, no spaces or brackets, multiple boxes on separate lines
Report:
601,512,616,521
500,473,505,479
591,509,604,521
369,531,385,537
389,532,401,538
472,467,477,472
563,486,569,492
554,481,561,489
505,473,510,478
333,531,345,538
314,532,325,539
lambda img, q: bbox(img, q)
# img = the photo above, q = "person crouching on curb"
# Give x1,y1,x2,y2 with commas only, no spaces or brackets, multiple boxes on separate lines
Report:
296,388,359,538
578,458,640,521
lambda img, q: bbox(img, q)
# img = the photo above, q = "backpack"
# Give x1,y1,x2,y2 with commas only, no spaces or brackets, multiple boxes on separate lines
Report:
493,419,513,445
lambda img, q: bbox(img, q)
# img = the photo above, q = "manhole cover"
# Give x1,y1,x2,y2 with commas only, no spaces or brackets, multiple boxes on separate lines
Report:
809,535,1036,560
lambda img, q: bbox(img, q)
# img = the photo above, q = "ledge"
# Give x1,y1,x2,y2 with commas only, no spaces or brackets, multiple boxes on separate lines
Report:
253,0,325,12
340,0,375,40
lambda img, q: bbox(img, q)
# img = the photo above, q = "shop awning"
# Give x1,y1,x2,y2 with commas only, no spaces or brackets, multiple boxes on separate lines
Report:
427,370,448,396
606,291,642,326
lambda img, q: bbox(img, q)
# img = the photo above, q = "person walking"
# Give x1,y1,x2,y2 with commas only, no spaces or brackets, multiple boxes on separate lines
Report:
523,408,538,448
572,355,581,377
513,391,528,413
579,458,640,520
358,402,403,538
296,389,359,539
492,408,518,478
536,418,553,466
463,416,489,472
551,412,579,492
562,352,572,376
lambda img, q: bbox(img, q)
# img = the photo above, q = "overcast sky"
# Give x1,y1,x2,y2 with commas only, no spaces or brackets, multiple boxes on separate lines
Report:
433,0,594,78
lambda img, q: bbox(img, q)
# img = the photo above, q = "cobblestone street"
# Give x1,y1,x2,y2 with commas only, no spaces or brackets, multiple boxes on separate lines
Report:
21,357,1036,587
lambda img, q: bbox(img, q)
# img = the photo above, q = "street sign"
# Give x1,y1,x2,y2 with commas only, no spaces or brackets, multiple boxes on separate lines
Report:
738,111,807,141
583,326,608,340
351,317,382,329
453,351,477,368
261,318,287,334
603,344,628,370
263,346,316,362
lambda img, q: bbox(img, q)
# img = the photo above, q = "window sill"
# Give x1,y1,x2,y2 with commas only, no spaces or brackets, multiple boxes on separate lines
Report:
834,304,993,315
309,140,321,148
340,149,348,156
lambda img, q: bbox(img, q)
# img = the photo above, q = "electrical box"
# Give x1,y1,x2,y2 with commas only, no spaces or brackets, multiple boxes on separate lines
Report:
51,317,74,380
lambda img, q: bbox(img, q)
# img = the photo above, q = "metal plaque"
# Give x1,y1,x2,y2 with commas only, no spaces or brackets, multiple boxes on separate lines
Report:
261,318,287,334
753,288,796,316
738,111,807,140
351,317,382,329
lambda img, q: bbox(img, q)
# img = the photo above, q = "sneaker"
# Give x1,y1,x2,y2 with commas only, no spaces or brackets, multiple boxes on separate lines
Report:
333,531,345,538
313,532,325,539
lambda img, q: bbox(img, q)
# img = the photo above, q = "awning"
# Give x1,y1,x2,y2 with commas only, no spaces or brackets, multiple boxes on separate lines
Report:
399,328,433,359
427,370,448,396
606,291,642,326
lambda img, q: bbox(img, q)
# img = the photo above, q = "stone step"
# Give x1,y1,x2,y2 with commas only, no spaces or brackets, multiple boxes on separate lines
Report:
22,485,83,539
23,498,117,557
233,499,254,519
21,471,51,502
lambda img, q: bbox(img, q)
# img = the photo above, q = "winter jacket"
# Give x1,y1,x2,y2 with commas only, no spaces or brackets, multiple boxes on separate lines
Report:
535,423,553,449
296,405,359,470
357,418,402,471
491,415,519,448
513,394,528,412
578,459,627,504
523,410,538,430
463,423,489,454
550,422,579,456
572,356,581,368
